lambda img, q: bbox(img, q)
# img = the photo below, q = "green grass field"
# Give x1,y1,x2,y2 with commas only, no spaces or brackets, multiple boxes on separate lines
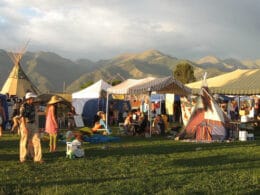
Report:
0,130,259,195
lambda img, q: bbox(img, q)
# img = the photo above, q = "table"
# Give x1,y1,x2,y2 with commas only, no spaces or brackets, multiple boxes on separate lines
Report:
229,119,259,139
229,121,240,139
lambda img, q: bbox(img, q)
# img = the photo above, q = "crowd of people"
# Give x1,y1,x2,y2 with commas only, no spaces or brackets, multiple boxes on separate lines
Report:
120,108,168,136
219,96,259,121
1,91,259,163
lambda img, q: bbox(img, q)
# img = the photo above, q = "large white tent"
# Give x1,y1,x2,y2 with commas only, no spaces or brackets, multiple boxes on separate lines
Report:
107,77,156,95
186,69,260,95
128,76,191,96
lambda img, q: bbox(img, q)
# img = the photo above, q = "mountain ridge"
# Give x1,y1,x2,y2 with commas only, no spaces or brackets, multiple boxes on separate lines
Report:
0,49,259,93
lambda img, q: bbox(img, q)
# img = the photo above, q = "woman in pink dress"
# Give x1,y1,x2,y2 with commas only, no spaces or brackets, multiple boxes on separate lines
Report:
45,95,62,152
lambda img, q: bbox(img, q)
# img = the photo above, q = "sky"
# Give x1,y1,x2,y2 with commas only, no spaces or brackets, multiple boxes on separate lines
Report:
1,0,260,61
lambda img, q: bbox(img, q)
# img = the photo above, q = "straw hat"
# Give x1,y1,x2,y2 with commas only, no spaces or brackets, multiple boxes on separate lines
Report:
25,92,37,100
47,95,63,105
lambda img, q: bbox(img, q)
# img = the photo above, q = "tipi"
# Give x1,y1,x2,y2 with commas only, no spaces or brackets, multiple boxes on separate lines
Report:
179,74,230,141
1,43,39,98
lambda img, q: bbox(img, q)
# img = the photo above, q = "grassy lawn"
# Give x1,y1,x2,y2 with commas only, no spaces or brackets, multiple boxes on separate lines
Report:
0,129,259,194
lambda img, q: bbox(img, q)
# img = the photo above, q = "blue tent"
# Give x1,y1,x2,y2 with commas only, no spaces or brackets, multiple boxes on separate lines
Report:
0,94,9,129
72,80,111,126
81,98,107,126
73,80,134,127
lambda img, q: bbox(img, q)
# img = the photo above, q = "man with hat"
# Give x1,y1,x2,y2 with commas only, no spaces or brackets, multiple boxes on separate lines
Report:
19,92,43,163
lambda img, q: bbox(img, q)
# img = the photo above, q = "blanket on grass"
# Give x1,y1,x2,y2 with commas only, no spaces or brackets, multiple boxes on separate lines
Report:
82,134,120,143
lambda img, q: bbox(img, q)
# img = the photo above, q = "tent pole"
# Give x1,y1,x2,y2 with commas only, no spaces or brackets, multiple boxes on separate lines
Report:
148,88,152,137
238,96,240,111
106,93,109,130
160,94,162,114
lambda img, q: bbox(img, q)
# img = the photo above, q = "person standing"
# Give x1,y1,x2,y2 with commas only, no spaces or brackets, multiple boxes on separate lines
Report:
10,98,22,134
45,95,62,152
19,92,43,163
67,105,76,130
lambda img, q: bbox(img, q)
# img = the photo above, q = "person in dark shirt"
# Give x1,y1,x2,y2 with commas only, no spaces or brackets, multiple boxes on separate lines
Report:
0,99,6,137
19,92,43,163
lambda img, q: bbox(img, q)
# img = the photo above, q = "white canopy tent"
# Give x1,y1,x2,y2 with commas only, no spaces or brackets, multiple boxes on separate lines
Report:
72,79,111,99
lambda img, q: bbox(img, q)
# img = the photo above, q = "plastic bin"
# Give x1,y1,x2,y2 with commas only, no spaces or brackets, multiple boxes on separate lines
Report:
239,131,247,141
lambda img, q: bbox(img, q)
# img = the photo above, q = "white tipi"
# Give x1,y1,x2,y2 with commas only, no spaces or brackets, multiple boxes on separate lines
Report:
1,43,39,98
179,73,230,141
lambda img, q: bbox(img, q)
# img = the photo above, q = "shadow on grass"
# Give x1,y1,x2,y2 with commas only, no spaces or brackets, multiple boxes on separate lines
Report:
1,159,259,195
0,153,18,162
84,139,259,159
0,138,19,148
0,137,66,162
1,134,259,161
171,154,260,168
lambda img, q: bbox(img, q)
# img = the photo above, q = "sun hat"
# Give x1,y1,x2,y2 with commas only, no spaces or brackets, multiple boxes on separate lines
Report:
25,92,37,100
47,95,63,105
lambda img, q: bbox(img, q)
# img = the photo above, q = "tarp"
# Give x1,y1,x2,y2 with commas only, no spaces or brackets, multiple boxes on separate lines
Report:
165,94,175,115
150,93,165,102
187,69,260,95
128,76,191,96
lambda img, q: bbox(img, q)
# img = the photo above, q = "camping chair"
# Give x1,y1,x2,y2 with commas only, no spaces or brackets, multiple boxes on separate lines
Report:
74,115,111,135
118,123,126,135
73,115,93,135
97,119,112,135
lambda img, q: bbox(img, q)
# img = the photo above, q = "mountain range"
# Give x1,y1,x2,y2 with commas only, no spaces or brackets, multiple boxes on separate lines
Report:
0,49,259,93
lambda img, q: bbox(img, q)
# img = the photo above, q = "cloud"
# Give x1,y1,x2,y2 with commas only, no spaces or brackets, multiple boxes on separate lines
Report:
1,0,260,60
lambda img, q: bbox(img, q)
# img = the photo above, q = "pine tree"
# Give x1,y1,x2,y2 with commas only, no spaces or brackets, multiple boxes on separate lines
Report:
173,62,196,84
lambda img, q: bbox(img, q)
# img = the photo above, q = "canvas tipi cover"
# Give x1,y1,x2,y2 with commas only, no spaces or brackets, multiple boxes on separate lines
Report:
179,79,230,141
1,48,39,98
1,62,39,98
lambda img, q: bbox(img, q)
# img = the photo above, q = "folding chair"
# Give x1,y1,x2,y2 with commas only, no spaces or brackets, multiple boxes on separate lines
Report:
74,115,85,128
118,123,126,135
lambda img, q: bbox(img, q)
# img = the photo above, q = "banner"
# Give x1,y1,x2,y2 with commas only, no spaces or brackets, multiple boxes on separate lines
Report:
180,96,194,126
165,94,174,115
